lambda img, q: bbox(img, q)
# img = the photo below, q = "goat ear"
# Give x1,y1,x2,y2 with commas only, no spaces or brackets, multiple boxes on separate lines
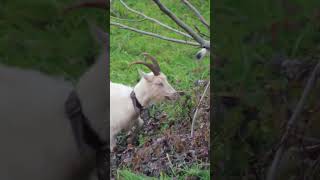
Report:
138,69,153,82
143,74,153,82
138,69,146,77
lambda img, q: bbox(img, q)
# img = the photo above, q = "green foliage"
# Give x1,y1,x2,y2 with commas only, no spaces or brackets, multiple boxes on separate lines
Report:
117,169,155,180
179,164,210,179
137,133,148,147
117,167,210,180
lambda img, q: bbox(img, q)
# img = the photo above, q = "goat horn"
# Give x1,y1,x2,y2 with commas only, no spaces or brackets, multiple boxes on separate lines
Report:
143,53,161,72
129,61,160,76
141,53,161,75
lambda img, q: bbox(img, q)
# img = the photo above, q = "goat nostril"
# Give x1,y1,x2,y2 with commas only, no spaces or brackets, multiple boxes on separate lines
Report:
177,91,185,96
173,92,181,100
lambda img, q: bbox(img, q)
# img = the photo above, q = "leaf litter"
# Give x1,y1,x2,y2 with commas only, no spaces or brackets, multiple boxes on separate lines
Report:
111,88,210,178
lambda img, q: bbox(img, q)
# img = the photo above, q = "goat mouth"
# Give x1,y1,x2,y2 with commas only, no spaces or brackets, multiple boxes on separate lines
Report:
165,96,177,101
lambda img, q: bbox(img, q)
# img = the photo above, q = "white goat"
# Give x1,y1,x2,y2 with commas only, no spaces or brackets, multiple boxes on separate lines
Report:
0,25,108,180
110,54,179,150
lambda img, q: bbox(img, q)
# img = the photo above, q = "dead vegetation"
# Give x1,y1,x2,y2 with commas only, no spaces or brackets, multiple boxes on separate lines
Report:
111,82,210,178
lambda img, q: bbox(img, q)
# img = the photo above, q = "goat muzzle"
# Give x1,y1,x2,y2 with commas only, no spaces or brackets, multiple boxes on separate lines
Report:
165,92,180,101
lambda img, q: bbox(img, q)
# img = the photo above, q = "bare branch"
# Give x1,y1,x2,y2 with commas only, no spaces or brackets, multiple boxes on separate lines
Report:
111,15,146,22
118,0,192,39
111,21,199,46
266,60,320,180
181,0,210,30
152,0,210,49
287,64,320,128
191,81,210,137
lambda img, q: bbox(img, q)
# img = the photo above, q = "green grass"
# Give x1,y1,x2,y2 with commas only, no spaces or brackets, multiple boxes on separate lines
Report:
117,169,155,180
117,166,210,180
110,0,210,87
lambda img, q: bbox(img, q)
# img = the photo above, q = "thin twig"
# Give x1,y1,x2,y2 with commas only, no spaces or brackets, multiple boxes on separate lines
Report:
191,81,210,137
181,0,210,30
194,25,210,38
152,0,210,49
111,21,200,46
266,60,320,180
118,0,192,38
111,16,146,22
166,153,176,176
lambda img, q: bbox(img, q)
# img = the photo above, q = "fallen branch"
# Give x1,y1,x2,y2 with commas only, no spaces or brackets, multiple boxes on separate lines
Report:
191,81,210,137
181,0,210,30
111,16,146,22
266,60,320,180
152,0,210,49
111,21,199,46
111,0,211,58
118,0,192,38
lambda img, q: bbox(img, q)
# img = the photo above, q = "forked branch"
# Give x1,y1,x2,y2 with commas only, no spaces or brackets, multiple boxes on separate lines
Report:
118,0,192,38
66,0,211,57
111,22,199,46
152,0,210,49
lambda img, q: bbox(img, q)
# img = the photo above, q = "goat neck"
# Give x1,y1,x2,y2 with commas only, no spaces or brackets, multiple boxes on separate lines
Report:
132,77,153,108
76,52,108,141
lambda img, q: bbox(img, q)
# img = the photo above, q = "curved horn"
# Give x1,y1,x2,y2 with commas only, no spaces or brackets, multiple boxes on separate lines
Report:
129,61,160,76
142,53,161,74
129,53,161,76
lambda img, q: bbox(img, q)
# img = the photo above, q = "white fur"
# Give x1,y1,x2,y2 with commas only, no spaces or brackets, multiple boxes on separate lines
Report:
110,82,135,148
0,51,106,180
110,71,178,150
